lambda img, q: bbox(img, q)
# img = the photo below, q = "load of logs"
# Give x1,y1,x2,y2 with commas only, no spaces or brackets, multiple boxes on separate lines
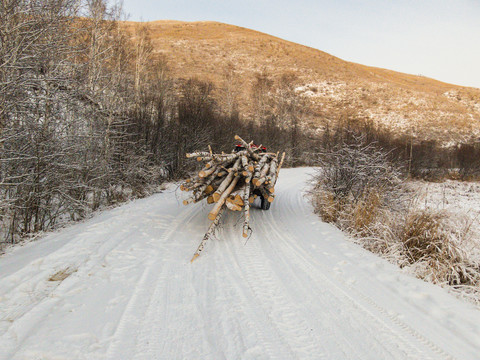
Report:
181,135,285,262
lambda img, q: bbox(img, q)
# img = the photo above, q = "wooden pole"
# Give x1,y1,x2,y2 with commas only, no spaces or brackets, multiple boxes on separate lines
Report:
242,174,252,238
190,207,225,262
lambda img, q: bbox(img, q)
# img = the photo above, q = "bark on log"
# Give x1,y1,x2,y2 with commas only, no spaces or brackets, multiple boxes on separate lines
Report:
242,174,252,238
254,162,270,187
212,158,241,202
191,207,225,262
186,151,211,158
208,175,240,220
234,135,260,161
199,165,217,178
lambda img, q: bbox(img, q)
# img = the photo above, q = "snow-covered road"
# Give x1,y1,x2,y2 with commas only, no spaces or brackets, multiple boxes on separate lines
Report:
1,168,480,359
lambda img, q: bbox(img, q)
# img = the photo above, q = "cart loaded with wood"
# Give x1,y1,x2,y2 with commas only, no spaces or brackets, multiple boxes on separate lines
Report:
180,135,285,262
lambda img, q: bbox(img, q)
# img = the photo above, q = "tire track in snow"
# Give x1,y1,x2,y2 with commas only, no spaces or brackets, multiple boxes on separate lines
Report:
264,179,454,359
259,212,422,359
219,224,297,360
2,170,479,359
0,217,147,360
105,203,200,360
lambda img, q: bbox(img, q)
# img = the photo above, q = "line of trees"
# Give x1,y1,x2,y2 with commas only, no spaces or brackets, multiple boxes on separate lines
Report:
0,0,310,243
320,117,480,180
1,0,478,244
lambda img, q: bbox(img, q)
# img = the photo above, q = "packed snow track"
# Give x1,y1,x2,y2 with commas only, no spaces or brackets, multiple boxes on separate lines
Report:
1,168,480,359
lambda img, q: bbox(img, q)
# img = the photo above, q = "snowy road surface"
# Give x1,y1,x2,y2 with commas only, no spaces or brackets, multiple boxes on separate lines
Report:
1,168,480,360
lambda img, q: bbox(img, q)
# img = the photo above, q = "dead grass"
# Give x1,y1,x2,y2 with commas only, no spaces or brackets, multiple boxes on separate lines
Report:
311,183,480,303
48,267,77,282
312,190,340,224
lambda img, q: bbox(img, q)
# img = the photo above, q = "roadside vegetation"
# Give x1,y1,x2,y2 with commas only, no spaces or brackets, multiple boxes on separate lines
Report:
310,128,480,304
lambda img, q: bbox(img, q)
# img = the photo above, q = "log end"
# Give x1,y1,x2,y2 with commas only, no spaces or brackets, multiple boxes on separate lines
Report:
205,185,214,194
190,253,200,263
208,212,217,221
199,171,206,178
207,195,214,204
268,196,274,203
268,187,275,193
242,232,248,238
213,192,221,202
183,199,189,205
234,135,240,140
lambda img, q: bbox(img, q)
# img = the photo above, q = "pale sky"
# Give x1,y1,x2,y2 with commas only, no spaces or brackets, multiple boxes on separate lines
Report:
121,0,480,89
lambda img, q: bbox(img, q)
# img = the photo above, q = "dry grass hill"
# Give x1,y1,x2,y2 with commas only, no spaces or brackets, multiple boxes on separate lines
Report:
122,20,480,145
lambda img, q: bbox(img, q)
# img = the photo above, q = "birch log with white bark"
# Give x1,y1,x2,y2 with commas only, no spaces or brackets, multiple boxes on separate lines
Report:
190,207,225,262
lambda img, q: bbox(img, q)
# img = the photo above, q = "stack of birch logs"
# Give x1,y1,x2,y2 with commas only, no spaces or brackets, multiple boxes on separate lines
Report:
181,135,285,262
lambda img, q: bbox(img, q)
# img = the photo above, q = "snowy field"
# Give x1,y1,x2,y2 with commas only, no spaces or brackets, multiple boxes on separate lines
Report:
414,179,480,245
1,168,480,359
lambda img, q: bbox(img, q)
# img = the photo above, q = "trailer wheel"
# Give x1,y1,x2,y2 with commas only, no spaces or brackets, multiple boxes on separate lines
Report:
260,196,271,210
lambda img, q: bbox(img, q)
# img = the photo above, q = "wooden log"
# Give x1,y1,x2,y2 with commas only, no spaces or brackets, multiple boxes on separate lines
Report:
186,151,210,158
241,156,254,172
228,189,245,207
209,175,240,220
199,165,217,178
212,158,241,202
266,157,278,182
184,167,222,204
197,156,212,162
183,190,209,205
191,207,225,262
276,152,286,179
242,170,251,178
226,200,242,211
242,174,252,238
181,179,204,192
234,191,245,206
234,135,260,161
220,153,241,161
257,186,274,203
269,152,285,188
253,154,271,181
254,162,270,187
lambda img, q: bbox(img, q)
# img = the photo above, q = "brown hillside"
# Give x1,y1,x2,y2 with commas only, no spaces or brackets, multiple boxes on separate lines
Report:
122,20,480,144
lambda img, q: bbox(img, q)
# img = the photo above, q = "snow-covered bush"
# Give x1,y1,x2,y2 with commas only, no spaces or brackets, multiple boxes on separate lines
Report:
311,134,404,233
